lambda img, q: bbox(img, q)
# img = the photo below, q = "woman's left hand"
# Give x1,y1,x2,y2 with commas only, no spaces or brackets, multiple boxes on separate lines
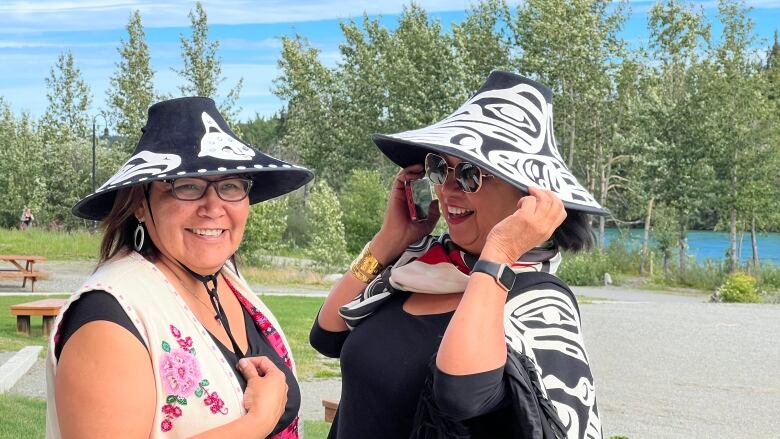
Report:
481,187,567,264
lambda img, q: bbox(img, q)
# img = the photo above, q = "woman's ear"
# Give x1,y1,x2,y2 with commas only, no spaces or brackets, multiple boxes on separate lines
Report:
133,200,147,222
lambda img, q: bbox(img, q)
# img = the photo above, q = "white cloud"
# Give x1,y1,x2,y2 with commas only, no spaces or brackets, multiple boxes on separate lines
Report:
0,0,512,33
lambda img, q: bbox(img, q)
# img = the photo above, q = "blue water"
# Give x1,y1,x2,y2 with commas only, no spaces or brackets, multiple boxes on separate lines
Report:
603,229,780,265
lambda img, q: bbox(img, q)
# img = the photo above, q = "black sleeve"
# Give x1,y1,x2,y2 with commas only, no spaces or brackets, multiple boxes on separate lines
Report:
309,308,350,358
433,365,509,421
55,290,146,360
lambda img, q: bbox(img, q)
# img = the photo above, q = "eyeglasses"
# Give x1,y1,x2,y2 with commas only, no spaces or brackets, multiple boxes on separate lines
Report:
162,177,253,202
424,153,494,193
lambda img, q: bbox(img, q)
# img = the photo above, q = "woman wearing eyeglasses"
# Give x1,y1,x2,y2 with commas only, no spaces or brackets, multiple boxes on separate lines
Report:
47,98,312,438
311,72,605,439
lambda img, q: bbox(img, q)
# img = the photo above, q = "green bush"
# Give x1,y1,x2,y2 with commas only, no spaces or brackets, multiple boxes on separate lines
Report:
241,196,289,258
558,250,613,286
716,272,761,303
339,169,388,253
756,264,780,291
660,259,728,290
604,239,642,275
284,193,310,248
306,180,349,269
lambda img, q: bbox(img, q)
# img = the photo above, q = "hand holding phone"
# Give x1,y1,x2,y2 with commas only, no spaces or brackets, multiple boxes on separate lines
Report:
404,178,433,222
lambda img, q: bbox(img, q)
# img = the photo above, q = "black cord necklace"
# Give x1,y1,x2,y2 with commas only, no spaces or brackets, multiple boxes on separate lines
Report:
180,265,246,361
143,185,245,360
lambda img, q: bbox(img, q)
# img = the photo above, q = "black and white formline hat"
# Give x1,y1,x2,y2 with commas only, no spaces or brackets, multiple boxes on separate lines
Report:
73,97,314,221
372,71,606,215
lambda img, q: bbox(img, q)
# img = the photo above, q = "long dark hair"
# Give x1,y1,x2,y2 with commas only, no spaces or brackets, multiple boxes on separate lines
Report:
553,210,593,253
98,185,161,265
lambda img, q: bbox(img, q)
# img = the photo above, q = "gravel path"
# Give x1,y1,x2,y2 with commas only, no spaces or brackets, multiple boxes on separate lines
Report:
3,261,778,437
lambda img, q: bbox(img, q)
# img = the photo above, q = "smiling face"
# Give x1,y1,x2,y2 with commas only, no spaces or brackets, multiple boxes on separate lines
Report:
433,155,524,255
135,175,250,275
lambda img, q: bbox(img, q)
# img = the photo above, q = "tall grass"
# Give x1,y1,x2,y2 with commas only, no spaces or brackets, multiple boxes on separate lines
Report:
0,228,100,260
558,240,780,294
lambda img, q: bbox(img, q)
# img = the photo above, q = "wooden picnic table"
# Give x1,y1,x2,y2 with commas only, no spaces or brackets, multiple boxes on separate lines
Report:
10,298,66,336
0,255,47,292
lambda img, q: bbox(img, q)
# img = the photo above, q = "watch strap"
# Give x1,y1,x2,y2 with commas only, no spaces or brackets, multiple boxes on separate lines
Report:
472,260,515,292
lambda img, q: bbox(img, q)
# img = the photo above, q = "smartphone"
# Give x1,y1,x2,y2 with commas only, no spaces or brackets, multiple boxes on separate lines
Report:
404,178,433,222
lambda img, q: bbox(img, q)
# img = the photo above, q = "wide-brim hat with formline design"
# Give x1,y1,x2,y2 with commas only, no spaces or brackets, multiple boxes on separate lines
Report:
73,96,313,220
372,71,606,215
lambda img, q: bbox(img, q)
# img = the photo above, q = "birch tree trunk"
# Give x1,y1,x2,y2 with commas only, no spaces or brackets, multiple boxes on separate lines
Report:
751,215,760,277
640,198,654,275
678,214,687,277
729,208,738,273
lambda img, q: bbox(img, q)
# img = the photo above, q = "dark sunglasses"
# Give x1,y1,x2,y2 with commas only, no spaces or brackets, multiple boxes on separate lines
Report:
161,177,253,202
424,153,494,193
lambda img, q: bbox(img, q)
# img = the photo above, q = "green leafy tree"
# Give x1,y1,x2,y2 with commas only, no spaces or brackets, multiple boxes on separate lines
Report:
512,0,629,248
175,2,243,123
106,10,156,152
651,204,678,278
703,0,779,272
646,0,713,276
274,35,339,181
306,181,349,268
41,51,92,142
0,101,46,227
241,197,289,257
236,114,285,158
339,169,389,253
452,0,512,92
39,51,94,227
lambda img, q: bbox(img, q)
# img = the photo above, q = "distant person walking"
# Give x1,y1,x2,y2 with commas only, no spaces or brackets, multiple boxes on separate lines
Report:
19,207,33,230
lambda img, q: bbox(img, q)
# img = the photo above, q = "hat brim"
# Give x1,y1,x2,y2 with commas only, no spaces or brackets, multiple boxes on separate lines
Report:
72,166,313,221
372,134,608,216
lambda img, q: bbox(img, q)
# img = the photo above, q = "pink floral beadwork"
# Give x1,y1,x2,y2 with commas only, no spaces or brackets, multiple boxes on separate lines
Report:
159,348,201,396
159,324,227,433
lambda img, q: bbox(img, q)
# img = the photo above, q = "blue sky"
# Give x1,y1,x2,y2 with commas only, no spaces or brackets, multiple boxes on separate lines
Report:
0,0,778,122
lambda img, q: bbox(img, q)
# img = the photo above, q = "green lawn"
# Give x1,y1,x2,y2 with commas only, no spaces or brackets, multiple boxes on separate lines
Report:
0,394,46,438
0,394,332,439
0,229,100,261
261,295,340,379
0,294,337,379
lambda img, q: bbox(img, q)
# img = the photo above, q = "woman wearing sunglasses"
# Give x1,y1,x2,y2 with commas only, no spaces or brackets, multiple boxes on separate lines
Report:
47,98,312,438
311,72,606,439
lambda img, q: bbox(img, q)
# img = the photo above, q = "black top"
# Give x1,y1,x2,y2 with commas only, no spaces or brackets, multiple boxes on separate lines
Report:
56,291,300,436
310,291,512,439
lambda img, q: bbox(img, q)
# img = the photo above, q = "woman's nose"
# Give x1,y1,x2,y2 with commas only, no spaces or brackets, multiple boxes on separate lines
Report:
198,185,226,216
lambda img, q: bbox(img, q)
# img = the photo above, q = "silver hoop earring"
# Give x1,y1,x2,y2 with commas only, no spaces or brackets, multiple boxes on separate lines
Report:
134,221,145,252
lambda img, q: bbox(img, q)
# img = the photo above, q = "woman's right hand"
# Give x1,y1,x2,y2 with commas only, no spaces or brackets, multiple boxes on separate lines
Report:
237,356,288,435
372,165,440,264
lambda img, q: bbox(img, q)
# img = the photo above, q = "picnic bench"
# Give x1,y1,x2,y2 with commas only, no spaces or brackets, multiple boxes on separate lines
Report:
0,255,47,292
323,399,339,422
10,298,66,336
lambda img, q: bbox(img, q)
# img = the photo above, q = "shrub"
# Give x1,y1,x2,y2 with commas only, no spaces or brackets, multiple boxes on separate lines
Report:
284,192,309,248
716,272,761,303
241,196,289,258
604,239,642,275
558,250,613,286
305,180,349,268
756,264,780,292
339,169,389,253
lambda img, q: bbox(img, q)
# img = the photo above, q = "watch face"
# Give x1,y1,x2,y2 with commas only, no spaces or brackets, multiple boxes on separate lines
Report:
498,267,515,291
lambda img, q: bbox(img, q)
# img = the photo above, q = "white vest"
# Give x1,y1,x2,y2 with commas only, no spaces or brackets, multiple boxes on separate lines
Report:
46,252,296,438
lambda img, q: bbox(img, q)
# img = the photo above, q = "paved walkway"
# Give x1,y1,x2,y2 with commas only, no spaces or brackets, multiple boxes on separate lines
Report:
2,261,779,437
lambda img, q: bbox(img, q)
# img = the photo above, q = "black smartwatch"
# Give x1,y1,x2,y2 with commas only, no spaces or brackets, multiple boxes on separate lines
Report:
472,260,515,292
